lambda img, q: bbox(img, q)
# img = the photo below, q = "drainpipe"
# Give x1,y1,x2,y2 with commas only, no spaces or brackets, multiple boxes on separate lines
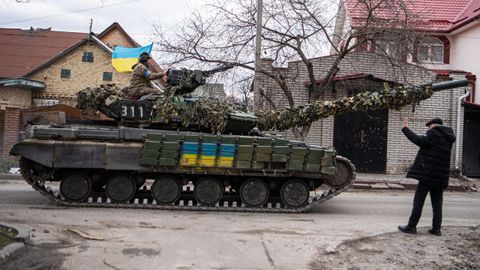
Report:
454,91,470,170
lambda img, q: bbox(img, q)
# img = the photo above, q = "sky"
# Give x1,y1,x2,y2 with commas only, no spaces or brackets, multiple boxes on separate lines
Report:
0,0,210,45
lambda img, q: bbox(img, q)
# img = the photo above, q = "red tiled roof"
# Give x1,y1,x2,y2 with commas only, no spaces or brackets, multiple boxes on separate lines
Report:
345,0,480,32
452,0,480,31
0,25,163,78
0,28,86,78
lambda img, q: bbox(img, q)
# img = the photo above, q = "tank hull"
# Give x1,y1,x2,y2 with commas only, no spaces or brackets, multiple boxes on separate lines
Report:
11,125,355,212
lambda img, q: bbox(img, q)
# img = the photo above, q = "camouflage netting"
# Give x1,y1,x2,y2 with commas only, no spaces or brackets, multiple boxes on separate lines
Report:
76,82,434,134
153,97,238,134
77,84,126,115
256,84,433,131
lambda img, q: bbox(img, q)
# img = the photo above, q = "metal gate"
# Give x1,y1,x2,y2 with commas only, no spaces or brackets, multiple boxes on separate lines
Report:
333,109,388,173
463,107,480,177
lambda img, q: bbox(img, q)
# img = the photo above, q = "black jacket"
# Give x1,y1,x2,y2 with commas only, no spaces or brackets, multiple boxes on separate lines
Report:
402,125,456,186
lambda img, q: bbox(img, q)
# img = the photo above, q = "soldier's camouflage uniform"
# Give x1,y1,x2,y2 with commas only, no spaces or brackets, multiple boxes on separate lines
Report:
127,63,164,99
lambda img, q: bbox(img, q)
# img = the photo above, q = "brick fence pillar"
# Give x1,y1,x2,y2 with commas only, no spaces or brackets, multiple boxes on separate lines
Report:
0,110,4,153
3,107,21,155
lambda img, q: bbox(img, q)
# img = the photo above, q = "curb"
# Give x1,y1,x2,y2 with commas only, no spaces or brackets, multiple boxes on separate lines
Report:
0,223,30,264
352,180,468,192
0,174,23,180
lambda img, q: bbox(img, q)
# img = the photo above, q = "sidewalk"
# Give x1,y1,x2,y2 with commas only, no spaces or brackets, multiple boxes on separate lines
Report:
353,173,476,192
0,174,22,180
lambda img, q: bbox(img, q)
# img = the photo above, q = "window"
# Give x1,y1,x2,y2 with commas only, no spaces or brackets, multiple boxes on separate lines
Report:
103,72,113,81
60,69,71,79
376,40,402,60
418,37,444,63
82,52,94,62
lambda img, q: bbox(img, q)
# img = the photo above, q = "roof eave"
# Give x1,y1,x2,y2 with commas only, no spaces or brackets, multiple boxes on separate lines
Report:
0,78,46,89
449,16,480,34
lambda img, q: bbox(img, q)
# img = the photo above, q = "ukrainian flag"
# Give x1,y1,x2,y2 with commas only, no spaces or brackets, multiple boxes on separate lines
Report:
111,43,153,72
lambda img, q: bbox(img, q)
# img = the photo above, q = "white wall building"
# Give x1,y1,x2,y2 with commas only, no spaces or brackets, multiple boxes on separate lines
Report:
334,0,480,104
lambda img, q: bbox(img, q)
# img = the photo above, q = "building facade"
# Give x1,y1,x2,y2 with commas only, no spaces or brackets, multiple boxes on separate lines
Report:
255,0,480,175
0,23,161,154
256,53,468,174
28,41,131,106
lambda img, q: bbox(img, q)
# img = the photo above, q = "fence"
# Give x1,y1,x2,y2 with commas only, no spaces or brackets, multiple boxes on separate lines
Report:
0,153,19,173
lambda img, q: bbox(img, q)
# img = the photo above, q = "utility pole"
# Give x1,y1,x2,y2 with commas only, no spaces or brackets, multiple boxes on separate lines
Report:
88,19,93,44
253,0,263,113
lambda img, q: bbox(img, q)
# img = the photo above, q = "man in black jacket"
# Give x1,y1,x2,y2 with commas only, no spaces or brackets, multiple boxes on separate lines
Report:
398,117,456,236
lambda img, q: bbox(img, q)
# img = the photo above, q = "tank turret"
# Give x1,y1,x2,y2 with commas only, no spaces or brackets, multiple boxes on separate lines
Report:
77,66,257,134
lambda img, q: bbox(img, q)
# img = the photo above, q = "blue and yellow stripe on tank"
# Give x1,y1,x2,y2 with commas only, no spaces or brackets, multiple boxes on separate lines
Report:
180,142,236,168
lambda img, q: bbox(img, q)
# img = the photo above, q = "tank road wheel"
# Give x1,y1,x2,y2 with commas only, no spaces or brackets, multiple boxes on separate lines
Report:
280,179,309,208
60,173,92,202
106,175,136,203
151,175,181,204
193,177,223,206
325,159,354,188
239,178,269,207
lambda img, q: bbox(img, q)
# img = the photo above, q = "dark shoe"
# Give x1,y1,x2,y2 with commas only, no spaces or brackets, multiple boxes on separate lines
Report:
398,225,417,234
428,229,442,236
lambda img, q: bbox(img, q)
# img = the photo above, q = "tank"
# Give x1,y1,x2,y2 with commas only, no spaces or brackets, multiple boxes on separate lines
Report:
10,70,468,213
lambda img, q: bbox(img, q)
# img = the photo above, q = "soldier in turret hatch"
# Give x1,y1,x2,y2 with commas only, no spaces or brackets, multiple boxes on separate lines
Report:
127,52,166,99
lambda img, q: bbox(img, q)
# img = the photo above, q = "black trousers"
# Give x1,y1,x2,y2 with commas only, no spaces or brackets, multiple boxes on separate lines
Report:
408,181,444,230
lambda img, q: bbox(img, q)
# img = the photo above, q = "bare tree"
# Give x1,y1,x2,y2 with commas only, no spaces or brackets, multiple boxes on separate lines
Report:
231,75,254,111
153,0,423,140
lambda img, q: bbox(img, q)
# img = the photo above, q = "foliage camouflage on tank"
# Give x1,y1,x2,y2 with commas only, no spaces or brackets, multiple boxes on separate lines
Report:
256,84,433,131
76,75,438,134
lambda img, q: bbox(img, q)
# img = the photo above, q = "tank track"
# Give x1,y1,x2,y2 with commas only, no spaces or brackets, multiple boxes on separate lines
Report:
20,156,355,214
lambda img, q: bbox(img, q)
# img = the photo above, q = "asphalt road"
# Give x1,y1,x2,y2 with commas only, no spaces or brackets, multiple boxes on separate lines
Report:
1,179,479,269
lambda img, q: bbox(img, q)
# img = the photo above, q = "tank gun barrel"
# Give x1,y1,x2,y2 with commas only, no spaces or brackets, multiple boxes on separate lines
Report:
256,79,468,131
201,65,234,78
431,78,469,91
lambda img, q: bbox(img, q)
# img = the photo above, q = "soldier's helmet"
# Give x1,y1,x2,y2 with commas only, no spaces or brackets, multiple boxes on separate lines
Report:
139,52,151,63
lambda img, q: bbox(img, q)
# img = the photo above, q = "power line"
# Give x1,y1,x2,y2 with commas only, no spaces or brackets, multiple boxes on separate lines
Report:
0,0,141,26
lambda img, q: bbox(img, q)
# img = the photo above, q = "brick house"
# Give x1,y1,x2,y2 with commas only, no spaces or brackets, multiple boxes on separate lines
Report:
0,22,162,154
255,0,480,176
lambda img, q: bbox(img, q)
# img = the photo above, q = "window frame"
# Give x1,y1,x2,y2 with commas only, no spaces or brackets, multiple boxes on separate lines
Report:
417,37,444,63
102,72,113,81
60,68,71,79
82,51,94,62
375,40,403,60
